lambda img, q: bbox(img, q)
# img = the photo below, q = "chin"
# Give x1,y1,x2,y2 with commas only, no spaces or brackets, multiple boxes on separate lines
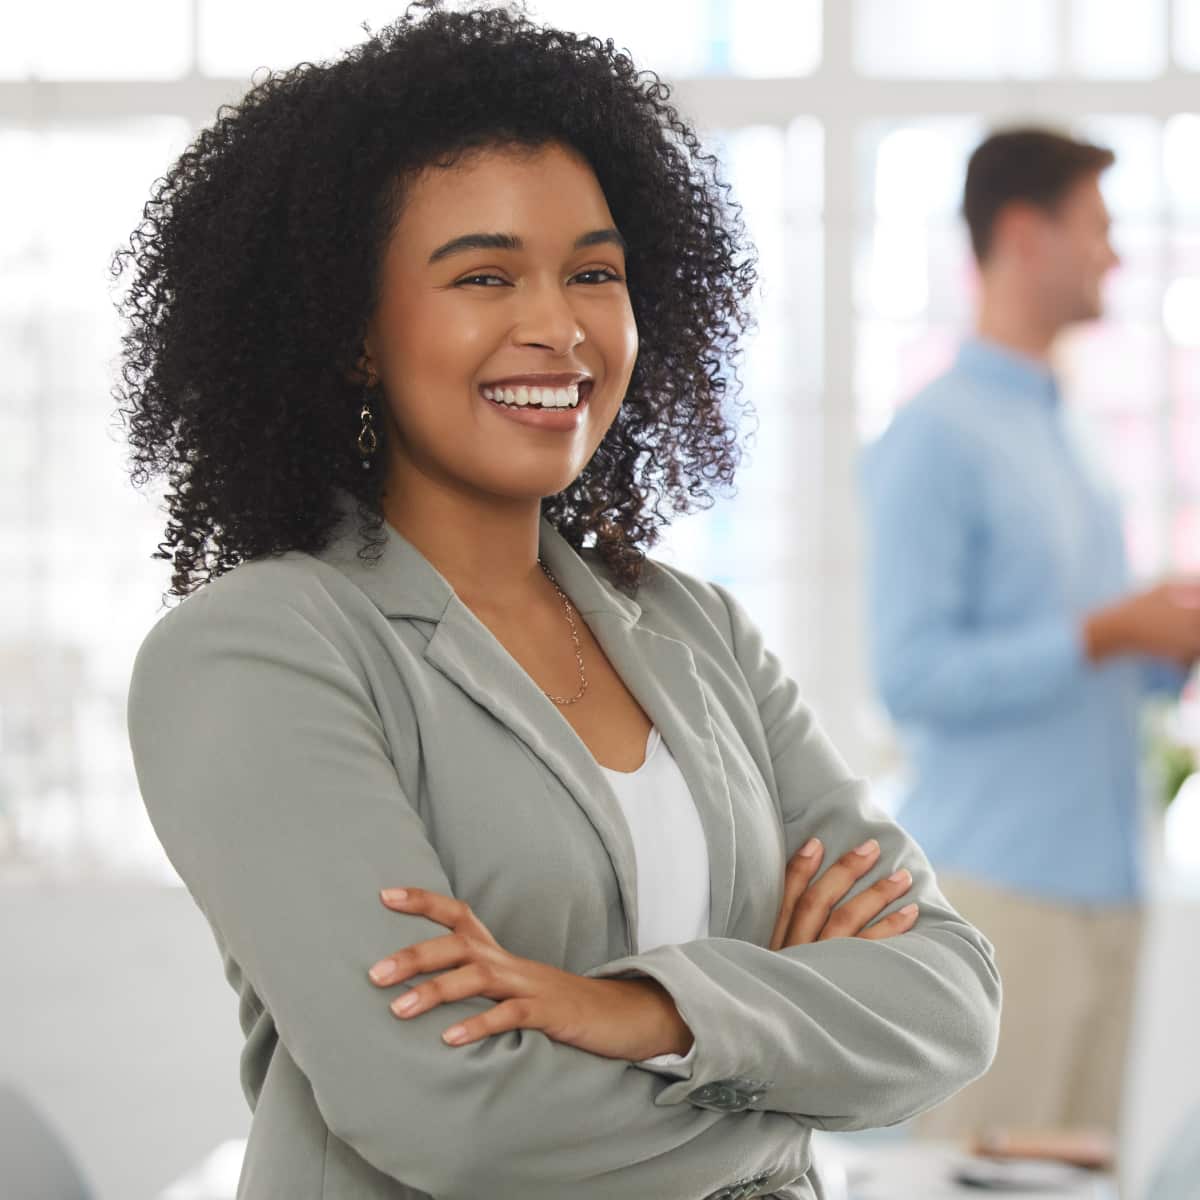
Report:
482,470,584,503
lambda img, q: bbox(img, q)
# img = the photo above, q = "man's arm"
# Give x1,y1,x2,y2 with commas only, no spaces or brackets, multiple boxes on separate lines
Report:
859,406,1090,726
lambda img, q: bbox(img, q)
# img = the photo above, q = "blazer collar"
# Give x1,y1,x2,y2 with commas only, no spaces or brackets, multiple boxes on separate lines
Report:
315,487,736,956
317,486,641,627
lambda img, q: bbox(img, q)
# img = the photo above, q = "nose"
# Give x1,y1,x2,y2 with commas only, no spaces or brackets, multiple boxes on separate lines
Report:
512,280,585,354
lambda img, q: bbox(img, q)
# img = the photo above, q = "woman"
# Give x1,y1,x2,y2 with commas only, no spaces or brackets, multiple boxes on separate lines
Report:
116,4,1000,1197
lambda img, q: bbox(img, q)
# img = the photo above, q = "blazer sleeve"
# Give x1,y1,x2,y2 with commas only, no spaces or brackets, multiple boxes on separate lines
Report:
584,580,1002,1131
125,575,812,1200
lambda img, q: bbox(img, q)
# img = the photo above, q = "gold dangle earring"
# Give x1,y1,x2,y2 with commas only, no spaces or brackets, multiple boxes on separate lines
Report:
358,374,379,469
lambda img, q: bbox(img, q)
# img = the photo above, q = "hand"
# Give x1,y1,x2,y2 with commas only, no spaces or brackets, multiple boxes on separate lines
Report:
1085,579,1200,665
368,887,691,1061
767,838,918,952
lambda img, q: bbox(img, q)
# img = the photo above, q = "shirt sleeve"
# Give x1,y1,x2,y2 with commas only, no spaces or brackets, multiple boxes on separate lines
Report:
584,580,1002,1131
1141,657,1192,698
124,573,817,1200
636,1042,698,1080
858,405,1091,727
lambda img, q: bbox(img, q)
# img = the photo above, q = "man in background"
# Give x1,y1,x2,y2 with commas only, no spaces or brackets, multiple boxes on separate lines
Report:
859,127,1200,1140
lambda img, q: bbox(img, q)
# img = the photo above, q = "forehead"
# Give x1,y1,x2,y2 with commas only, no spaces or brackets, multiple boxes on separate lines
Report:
394,142,617,251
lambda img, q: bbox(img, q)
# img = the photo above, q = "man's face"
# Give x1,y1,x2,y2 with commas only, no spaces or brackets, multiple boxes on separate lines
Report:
1034,172,1120,324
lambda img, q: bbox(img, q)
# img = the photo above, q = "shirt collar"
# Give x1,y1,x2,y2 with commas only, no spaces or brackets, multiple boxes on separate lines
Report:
956,335,1061,408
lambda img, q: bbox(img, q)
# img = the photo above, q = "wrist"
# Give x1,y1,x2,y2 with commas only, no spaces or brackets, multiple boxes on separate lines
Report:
626,977,694,1058
1083,606,1127,663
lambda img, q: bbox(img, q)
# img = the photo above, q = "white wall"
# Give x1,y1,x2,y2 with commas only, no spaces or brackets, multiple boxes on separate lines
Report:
0,882,249,1200
1121,882,1200,1199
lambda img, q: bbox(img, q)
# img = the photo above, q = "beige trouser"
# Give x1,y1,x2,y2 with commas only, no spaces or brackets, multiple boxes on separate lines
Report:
916,874,1144,1139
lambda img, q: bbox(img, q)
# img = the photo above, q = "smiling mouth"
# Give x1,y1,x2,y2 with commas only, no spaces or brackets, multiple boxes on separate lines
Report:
481,381,592,409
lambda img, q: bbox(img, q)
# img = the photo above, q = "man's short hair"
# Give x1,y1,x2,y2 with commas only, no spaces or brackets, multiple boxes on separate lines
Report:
963,127,1115,262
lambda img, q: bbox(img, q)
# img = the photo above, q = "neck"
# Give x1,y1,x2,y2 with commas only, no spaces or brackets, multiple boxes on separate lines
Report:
976,273,1060,364
380,461,546,612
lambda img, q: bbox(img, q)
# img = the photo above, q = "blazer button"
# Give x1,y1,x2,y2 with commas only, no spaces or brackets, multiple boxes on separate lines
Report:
734,1076,772,1104
687,1079,748,1111
700,1172,774,1200
687,1077,773,1112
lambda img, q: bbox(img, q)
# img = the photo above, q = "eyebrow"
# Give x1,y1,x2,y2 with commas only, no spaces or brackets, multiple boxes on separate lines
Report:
426,228,628,265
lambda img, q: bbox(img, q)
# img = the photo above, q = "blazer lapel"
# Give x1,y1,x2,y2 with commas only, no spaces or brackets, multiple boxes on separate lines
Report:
575,610,737,943
317,490,737,953
531,517,736,941
421,602,643,958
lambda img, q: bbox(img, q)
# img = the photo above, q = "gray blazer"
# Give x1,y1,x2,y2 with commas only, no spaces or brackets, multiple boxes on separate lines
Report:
127,489,1000,1200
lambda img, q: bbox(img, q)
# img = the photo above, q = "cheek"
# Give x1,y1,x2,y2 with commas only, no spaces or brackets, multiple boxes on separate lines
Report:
389,295,495,381
606,302,639,382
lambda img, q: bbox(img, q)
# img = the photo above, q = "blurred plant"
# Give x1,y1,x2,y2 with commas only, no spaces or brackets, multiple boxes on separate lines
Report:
1144,695,1198,810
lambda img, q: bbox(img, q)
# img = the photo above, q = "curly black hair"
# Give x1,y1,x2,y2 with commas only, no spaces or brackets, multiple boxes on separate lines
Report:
111,0,758,601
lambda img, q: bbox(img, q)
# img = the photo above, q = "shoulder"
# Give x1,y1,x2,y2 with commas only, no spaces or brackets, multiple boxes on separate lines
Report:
861,378,986,508
869,381,979,464
130,550,386,688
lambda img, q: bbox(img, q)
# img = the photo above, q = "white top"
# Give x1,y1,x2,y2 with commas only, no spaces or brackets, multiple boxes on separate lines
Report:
598,725,708,1077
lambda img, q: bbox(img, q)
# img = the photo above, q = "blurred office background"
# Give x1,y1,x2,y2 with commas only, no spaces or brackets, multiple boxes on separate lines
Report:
3,1,1200,1196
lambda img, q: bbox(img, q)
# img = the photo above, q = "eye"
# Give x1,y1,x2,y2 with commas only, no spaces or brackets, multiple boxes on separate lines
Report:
573,268,624,284
454,274,511,287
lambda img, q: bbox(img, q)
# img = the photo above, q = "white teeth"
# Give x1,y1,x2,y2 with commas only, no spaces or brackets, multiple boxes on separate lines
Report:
483,383,583,409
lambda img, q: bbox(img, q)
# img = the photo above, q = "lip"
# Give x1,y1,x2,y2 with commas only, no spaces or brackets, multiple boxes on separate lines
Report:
480,379,592,431
479,372,593,388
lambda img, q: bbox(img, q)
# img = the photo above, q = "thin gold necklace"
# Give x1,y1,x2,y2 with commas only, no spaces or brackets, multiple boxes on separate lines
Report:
537,559,589,706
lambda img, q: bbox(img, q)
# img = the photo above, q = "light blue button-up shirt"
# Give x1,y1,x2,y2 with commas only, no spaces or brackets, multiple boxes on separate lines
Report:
859,337,1185,905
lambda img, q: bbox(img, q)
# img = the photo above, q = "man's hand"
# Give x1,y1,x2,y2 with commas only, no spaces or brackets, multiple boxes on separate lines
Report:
1084,579,1200,665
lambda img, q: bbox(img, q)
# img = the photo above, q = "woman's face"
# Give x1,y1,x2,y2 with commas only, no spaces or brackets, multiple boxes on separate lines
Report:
364,141,639,507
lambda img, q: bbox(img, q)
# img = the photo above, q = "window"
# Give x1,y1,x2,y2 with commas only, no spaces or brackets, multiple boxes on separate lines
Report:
2,0,1194,876
855,0,1056,78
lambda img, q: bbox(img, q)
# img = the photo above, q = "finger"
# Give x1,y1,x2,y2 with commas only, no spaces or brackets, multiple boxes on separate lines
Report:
784,838,881,945
440,996,538,1047
856,902,919,941
768,839,824,951
816,868,913,941
381,887,499,948
388,961,498,1019
380,887,473,928
368,932,469,987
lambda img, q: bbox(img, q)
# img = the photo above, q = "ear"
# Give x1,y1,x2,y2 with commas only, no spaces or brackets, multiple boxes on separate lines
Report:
347,340,379,388
993,201,1047,262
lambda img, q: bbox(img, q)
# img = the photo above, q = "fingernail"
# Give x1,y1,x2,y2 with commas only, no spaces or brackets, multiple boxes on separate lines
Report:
854,839,879,856
391,992,419,1015
442,1025,467,1044
381,888,408,904
900,903,919,918
799,838,821,857
369,960,397,984
888,869,911,884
